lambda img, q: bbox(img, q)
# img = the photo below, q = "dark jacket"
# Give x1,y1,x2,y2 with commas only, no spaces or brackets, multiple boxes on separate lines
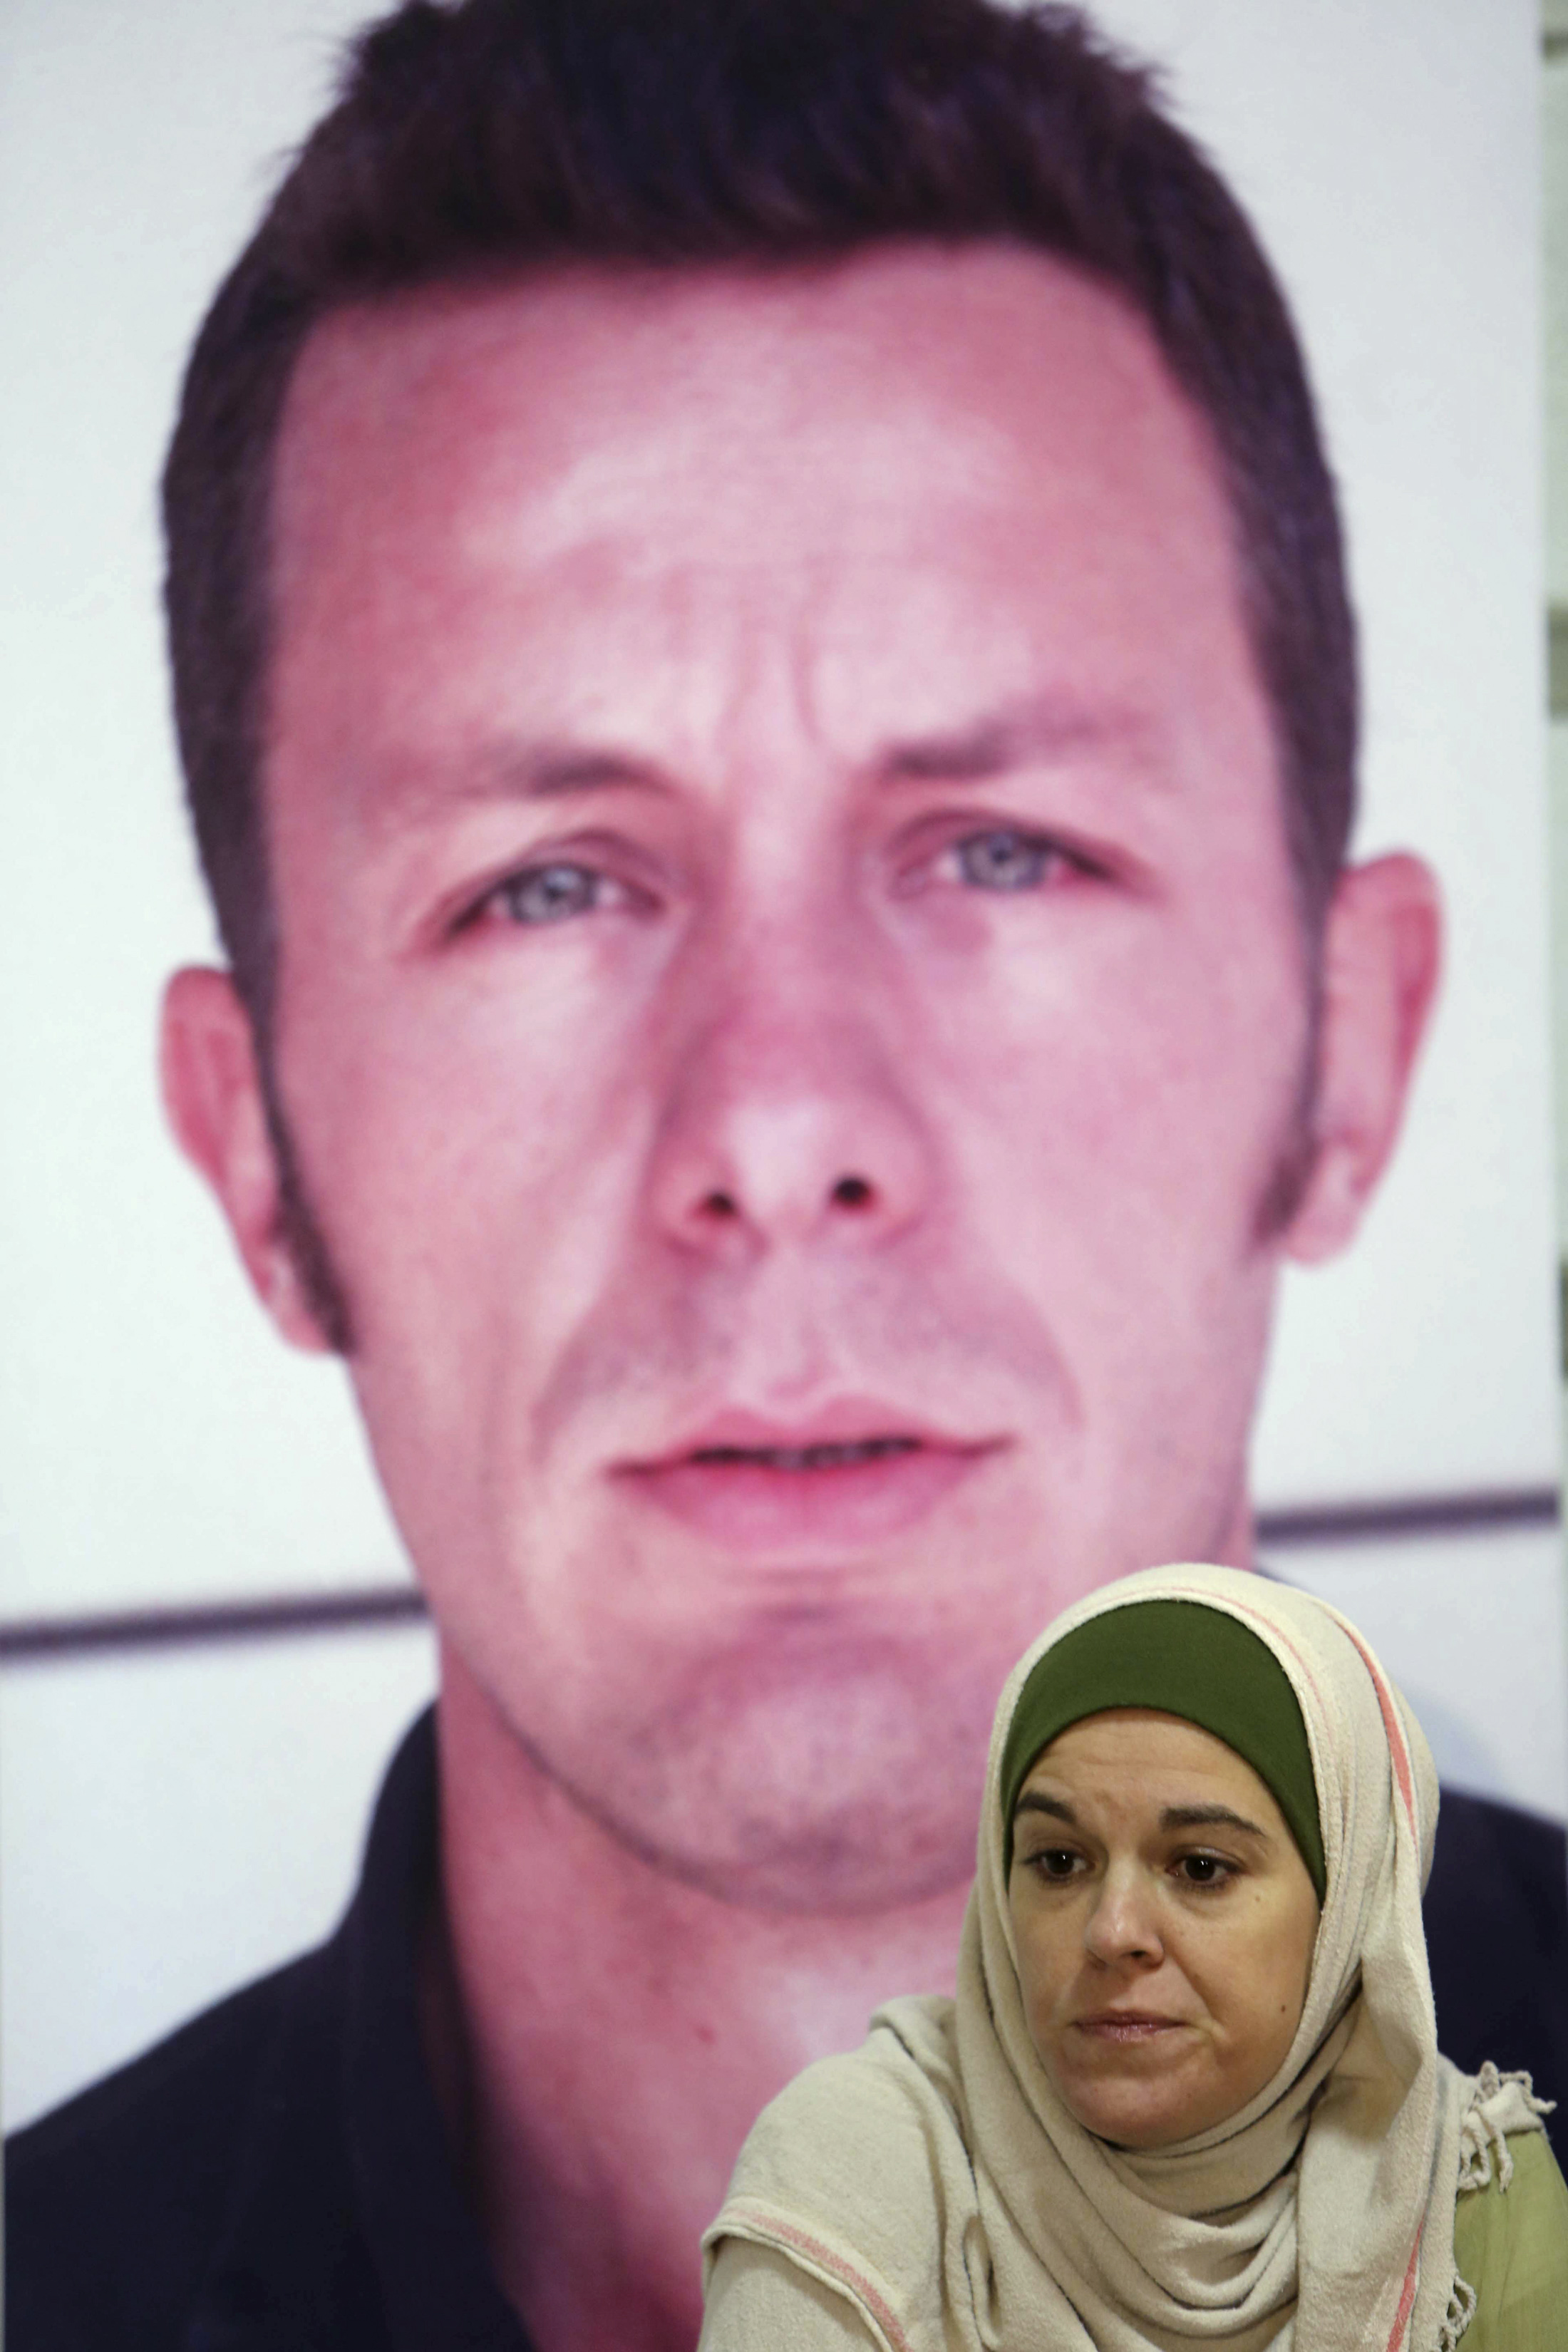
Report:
7,1713,1565,2351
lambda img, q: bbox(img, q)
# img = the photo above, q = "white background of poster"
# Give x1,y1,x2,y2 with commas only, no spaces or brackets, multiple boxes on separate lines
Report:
2,0,1563,2130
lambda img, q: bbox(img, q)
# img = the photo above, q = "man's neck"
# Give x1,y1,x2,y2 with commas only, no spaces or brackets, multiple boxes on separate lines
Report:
427,1649,970,2352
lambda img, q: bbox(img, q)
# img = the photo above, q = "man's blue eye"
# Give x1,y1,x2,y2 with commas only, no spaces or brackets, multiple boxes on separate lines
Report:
496,863,601,923
955,830,1059,890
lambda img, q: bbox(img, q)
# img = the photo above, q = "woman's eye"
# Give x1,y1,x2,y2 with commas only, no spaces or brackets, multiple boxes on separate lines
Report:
951,829,1067,891
1175,1853,1234,1889
1029,1847,1084,1882
482,862,610,926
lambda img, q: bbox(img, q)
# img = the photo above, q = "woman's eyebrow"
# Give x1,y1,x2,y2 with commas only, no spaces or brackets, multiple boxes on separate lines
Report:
1160,1803,1269,1840
1013,1793,1078,1827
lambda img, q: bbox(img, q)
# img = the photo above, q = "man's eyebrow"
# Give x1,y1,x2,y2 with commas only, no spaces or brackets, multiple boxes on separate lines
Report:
463,745,670,802
363,743,671,831
875,698,1157,786
1160,1803,1270,1840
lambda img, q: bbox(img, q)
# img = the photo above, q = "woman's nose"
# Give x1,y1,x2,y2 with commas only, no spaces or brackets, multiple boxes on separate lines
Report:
1083,1869,1165,1968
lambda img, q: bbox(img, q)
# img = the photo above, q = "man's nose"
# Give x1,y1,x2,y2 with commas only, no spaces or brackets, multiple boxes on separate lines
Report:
1083,1869,1165,1969
646,967,934,1256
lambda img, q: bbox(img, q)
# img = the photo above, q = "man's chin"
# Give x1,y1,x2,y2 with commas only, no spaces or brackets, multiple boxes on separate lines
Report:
520,1641,996,1914
624,1807,976,1915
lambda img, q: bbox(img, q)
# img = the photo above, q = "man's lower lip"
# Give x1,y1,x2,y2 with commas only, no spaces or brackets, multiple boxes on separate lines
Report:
616,1440,995,1546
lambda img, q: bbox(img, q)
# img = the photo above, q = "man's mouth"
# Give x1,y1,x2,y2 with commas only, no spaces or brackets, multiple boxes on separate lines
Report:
614,1412,1001,1549
687,1435,922,1472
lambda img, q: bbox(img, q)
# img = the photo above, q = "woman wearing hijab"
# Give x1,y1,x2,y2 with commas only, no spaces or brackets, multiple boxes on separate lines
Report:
700,1564,1567,2351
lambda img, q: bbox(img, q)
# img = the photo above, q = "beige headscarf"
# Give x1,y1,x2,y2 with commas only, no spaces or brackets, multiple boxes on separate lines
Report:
705,1564,1547,2352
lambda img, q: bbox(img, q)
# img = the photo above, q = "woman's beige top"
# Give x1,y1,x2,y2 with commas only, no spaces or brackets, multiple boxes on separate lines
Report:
706,2133,1568,2350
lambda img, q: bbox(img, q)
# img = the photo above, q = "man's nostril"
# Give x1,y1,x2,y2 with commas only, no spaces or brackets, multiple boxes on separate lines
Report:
701,1188,741,1219
832,1175,873,1209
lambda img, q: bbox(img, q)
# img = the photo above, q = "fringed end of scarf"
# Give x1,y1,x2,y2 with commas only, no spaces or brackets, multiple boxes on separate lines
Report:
1455,2062,1555,2195
1437,2270,1477,2351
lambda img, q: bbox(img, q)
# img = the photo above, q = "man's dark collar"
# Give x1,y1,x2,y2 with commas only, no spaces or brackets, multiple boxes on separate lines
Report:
190,1709,529,2351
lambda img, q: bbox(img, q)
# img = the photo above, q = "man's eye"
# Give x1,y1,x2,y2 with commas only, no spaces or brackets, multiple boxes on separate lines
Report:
951,829,1066,891
485,862,607,925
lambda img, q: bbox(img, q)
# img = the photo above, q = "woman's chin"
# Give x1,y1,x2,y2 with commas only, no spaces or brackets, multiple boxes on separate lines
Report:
1053,2056,1219,2152
1065,2093,1192,2151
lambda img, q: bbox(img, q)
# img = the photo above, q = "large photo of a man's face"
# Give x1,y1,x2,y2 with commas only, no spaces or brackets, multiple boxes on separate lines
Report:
4,3,1564,2343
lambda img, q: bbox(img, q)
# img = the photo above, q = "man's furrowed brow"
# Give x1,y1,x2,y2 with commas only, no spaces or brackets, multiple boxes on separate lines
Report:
875,697,1159,788
1160,1803,1270,1840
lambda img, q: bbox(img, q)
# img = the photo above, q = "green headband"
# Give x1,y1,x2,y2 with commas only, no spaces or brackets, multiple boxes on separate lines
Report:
1000,1598,1326,1901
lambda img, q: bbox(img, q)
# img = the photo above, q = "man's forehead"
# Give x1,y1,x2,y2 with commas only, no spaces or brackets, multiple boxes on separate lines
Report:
274,241,1217,537
271,242,1241,676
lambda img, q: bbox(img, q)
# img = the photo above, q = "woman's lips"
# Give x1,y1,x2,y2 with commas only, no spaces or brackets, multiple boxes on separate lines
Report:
1072,2013,1188,2044
614,1419,1004,1548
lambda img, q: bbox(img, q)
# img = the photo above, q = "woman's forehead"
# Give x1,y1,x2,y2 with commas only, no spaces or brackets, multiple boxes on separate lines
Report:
1019,1707,1281,1810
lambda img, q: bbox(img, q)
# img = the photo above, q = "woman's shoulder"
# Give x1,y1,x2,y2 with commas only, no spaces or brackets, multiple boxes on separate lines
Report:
1453,2129,1568,2352
703,1996,974,2346
716,1996,964,2220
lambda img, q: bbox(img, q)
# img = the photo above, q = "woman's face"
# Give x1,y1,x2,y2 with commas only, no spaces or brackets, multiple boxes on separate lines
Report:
1007,1706,1320,2149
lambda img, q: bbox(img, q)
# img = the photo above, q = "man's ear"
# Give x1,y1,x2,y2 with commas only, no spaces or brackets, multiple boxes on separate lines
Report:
1282,853,1442,1266
159,966,336,1351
